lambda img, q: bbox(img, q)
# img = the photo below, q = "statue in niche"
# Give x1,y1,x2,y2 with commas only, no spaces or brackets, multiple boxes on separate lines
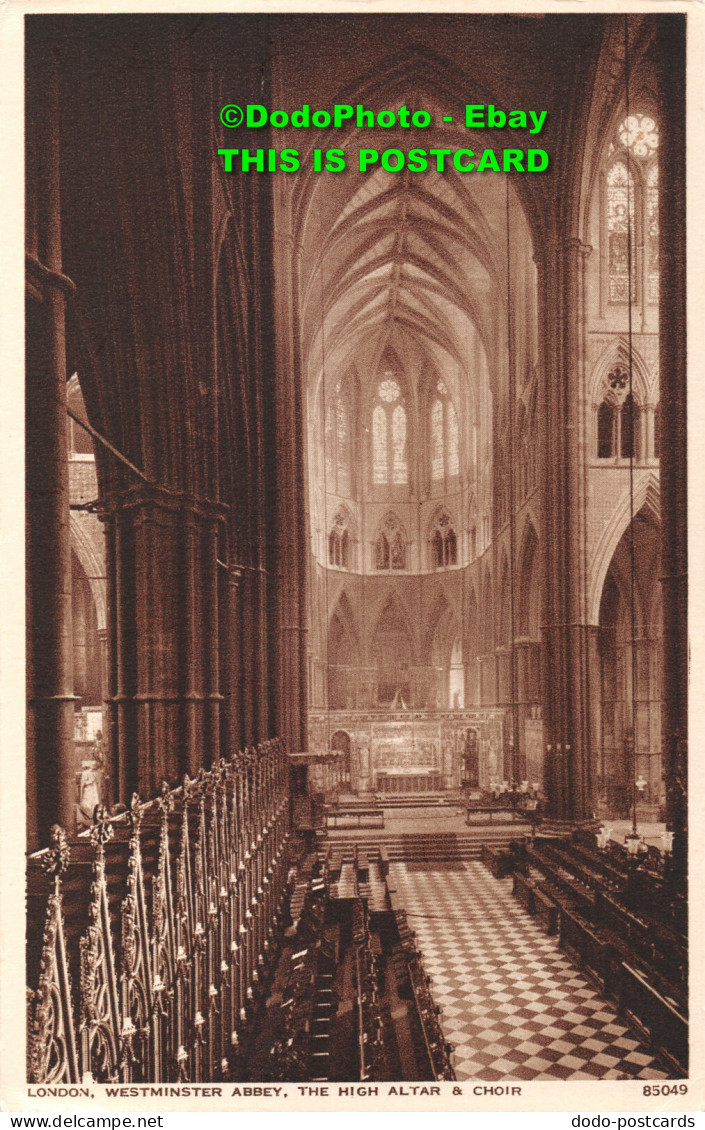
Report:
391,531,405,570
77,758,102,828
488,738,499,779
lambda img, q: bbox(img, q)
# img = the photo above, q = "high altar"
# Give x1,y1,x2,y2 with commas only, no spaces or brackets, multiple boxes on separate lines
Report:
307,709,516,795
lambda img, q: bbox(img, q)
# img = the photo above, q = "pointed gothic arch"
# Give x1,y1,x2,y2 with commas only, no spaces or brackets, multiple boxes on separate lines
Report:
498,552,512,648
480,568,494,655
373,511,408,571
371,591,415,707
327,591,360,709
588,471,660,624
517,521,540,638
427,505,458,569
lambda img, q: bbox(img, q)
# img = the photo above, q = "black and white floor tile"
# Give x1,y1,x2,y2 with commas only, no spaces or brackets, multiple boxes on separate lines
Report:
389,861,670,1082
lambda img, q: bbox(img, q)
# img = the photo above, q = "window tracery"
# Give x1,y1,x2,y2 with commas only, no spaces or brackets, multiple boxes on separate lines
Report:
429,510,457,569
604,113,659,306
596,364,644,461
606,162,635,303
372,404,387,484
646,165,659,304
372,375,407,486
375,512,406,571
618,114,658,157
328,509,352,569
429,379,459,485
392,404,407,484
431,398,443,481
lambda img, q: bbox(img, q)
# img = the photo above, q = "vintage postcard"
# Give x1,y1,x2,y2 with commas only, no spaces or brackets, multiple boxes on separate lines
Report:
1,0,701,1117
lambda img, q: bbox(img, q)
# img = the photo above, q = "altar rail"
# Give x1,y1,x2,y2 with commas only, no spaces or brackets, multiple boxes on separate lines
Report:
26,740,291,1085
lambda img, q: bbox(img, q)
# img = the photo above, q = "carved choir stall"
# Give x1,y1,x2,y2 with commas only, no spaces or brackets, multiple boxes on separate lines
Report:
26,740,291,1085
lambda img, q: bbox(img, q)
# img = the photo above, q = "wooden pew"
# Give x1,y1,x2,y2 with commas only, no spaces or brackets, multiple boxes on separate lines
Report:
620,962,688,1076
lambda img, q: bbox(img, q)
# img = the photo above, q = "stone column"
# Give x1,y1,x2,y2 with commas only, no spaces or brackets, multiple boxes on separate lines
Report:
219,562,243,755
515,639,542,780
538,237,595,822
25,57,78,848
272,183,309,758
102,487,225,801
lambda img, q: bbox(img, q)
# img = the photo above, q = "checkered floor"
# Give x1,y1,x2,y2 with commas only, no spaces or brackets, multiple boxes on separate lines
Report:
389,861,671,1081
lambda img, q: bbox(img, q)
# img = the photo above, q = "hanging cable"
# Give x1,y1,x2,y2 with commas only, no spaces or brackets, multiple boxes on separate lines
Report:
319,230,332,778
67,406,155,488
624,15,639,839
505,177,520,788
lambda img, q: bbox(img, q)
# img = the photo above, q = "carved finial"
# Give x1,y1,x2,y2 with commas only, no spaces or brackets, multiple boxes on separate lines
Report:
89,805,114,849
40,824,70,878
128,792,143,833
157,780,175,817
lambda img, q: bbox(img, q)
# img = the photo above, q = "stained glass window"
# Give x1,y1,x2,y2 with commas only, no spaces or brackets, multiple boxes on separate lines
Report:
607,161,635,303
372,377,408,486
447,402,459,477
392,404,408,484
379,378,400,403
325,401,335,478
605,115,658,307
646,164,659,304
618,114,658,158
430,384,459,483
336,397,350,494
373,404,387,483
431,399,443,480
325,387,352,494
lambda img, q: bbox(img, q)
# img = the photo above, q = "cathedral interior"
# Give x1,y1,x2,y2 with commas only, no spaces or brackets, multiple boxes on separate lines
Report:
25,13,687,1088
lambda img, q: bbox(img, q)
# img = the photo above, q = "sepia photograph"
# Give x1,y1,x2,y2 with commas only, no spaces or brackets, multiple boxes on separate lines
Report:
17,5,689,1109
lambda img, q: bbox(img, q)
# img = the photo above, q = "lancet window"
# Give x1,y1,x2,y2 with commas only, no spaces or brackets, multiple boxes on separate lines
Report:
429,510,457,569
328,509,352,569
325,382,352,495
596,365,643,460
372,376,407,485
430,380,459,485
604,113,659,305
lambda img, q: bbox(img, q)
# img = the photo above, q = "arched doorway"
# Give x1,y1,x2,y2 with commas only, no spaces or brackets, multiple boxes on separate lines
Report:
462,728,480,788
330,729,352,788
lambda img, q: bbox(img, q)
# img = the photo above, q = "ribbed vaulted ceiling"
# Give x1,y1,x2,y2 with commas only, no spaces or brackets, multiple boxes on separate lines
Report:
297,117,533,411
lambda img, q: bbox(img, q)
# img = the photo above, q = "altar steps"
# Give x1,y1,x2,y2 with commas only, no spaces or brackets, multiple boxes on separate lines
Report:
323,827,529,864
374,792,451,809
